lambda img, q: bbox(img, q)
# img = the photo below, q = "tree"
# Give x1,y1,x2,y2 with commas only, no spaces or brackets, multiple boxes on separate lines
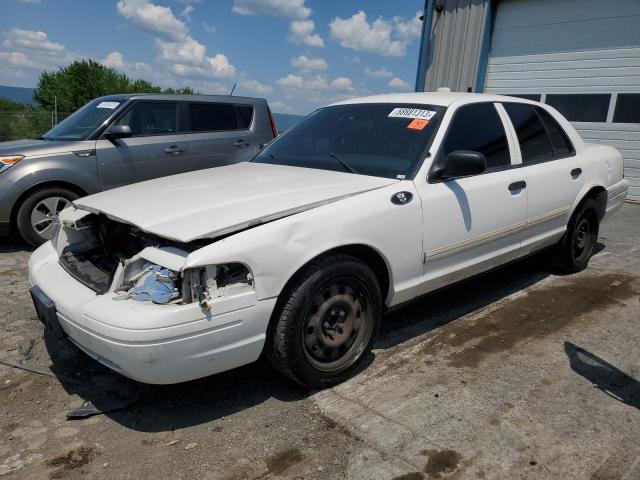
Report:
33,59,197,112
0,97,27,111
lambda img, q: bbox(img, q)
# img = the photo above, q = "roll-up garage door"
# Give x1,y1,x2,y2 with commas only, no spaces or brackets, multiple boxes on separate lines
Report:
484,0,640,201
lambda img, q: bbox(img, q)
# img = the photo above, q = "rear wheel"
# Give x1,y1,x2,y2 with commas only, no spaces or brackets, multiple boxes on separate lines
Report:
16,187,79,246
266,253,382,387
553,197,599,273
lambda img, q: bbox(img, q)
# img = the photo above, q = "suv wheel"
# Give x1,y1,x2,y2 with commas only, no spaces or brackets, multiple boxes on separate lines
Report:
266,253,382,387
16,187,79,246
553,197,599,273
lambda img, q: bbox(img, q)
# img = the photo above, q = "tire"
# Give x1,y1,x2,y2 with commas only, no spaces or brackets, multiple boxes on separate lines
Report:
16,187,79,246
266,253,382,388
552,197,599,273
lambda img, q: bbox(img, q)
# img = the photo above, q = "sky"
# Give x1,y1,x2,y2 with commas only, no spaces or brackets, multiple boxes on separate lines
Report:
0,0,426,114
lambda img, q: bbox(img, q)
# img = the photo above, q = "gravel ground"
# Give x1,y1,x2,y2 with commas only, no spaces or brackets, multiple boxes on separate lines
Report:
0,203,638,480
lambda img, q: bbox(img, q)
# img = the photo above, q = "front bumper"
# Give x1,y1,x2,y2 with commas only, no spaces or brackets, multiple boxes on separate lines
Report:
28,242,276,384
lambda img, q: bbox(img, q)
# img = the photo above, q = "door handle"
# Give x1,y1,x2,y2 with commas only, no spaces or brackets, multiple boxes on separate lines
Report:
164,145,185,155
571,168,582,178
233,140,250,148
508,180,527,191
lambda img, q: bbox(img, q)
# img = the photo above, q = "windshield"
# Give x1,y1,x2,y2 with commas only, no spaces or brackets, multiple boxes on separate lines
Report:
254,103,444,179
42,99,124,141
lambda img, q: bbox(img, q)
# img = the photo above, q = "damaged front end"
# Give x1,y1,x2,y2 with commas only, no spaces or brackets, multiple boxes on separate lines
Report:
54,209,254,308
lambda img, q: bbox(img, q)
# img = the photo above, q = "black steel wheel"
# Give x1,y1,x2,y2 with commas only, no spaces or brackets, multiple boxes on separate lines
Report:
266,253,382,387
553,197,599,273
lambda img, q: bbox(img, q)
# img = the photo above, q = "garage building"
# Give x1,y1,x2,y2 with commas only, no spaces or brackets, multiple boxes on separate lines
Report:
415,0,640,202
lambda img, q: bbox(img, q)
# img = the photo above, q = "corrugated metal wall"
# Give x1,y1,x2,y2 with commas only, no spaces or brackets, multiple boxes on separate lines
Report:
484,0,640,201
422,0,488,93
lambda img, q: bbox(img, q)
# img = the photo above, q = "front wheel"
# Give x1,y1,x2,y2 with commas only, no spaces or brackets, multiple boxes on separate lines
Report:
16,187,79,246
553,197,599,273
266,253,382,387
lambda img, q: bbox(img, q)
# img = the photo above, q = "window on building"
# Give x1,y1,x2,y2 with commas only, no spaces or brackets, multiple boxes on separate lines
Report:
505,94,542,102
440,103,510,170
612,94,640,123
536,107,574,158
115,102,178,136
545,94,610,122
504,103,554,163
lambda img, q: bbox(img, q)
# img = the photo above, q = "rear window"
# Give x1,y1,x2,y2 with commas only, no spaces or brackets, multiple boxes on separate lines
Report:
187,103,254,132
253,103,444,179
536,107,574,157
503,103,554,163
545,94,610,122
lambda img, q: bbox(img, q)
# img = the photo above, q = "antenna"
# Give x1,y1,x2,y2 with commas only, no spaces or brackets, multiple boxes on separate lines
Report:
229,83,237,96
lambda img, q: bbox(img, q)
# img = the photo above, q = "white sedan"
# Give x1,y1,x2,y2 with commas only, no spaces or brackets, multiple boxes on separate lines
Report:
28,92,628,387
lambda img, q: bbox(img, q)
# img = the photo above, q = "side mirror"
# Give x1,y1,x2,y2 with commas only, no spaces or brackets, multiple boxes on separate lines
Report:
431,150,487,180
104,124,132,142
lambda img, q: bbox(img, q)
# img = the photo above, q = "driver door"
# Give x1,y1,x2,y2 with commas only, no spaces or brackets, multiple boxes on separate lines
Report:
96,100,187,190
415,102,527,293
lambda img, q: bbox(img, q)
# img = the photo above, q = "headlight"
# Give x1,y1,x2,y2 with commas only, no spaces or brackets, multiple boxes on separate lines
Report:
0,155,25,174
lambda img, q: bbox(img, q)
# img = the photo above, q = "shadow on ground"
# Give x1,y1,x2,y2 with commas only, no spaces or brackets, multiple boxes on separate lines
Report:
43,248,567,432
565,342,640,411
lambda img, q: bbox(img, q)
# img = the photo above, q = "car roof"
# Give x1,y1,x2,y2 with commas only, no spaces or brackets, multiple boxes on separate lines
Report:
329,91,538,108
93,93,264,103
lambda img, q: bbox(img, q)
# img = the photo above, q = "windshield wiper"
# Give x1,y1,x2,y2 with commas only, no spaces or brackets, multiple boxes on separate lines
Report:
328,152,359,174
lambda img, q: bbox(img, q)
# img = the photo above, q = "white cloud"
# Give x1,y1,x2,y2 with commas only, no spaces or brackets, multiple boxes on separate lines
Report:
240,78,273,94
393,11,423,39
116,0,236,80
269,101,292,112
276,73,328,90
101,51,125,68
156,36,206,65
18,0,41,4
365,67,393,78
389,77,410,89
0,51,40,69
116,0,189,42
343,55,361,64
329,11,411,57
289,19,324,47
180,5,194,20
331,77,353,90
291,55,327,71
232,0,311,19
201,22,216,33
3,28,64,52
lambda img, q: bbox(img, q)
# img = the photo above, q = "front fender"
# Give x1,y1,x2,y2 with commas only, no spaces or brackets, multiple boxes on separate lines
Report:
183,181,424,306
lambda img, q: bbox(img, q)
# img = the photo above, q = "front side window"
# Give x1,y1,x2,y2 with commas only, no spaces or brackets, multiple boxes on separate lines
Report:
503,103,554,163
253,103,444,179
439,103,510,170
114,101,178,137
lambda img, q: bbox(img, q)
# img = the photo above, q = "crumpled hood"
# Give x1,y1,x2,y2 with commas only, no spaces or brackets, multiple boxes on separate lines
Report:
74,162,398,242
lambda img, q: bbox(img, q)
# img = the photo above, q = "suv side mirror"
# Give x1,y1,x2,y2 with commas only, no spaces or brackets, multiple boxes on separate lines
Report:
431,150,487,180
104,124,132,142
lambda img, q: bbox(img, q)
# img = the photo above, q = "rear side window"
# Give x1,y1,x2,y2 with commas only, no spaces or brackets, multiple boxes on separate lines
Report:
545,94,610,122
187,103,254,132
440,103,510,169
115,101,178,136
536,107,574,157
503,103,554,163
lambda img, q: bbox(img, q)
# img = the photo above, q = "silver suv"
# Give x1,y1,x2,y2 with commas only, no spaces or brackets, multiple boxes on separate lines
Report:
0,94,277,245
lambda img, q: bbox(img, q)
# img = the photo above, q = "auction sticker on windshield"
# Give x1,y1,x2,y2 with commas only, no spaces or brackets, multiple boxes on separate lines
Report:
97,102,120,109
388,108,437,120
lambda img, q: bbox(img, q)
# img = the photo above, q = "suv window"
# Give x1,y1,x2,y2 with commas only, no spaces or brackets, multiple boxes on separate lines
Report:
187,103,254,132
115,101,178,137
503,103,554,163
440,103,510,170
536,107,574,157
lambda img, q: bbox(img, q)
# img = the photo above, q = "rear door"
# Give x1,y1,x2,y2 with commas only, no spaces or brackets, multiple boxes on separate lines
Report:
417,102,528,293
96,100,187,189
179,102,259,173
501,103,585,255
